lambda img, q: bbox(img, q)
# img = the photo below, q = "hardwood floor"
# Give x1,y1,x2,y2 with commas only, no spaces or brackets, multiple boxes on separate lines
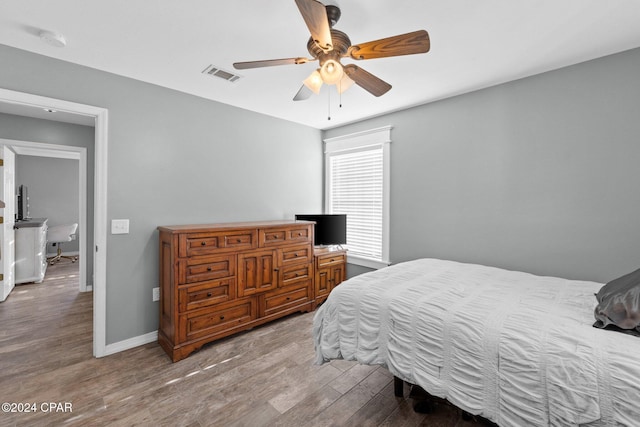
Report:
0,261,488,427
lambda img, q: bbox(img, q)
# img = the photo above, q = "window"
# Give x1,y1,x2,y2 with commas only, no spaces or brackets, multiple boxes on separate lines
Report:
324,126,391,269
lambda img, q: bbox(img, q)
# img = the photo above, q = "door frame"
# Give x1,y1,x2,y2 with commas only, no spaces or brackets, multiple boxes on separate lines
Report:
0,146,16,302
2,139,88,292
0,87,109,358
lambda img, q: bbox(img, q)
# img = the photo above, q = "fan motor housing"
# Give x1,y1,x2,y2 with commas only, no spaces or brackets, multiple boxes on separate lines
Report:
307,29,351,60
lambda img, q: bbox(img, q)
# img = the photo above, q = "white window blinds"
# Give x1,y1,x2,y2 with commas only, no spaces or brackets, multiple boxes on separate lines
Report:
324,126,391,268
328,148,383,260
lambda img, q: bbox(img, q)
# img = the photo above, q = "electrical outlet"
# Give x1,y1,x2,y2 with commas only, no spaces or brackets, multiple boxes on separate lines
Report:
152,287,160,301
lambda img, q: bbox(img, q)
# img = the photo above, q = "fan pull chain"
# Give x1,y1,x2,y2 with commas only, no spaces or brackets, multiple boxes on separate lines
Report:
327,89,331,120
339,81,343,108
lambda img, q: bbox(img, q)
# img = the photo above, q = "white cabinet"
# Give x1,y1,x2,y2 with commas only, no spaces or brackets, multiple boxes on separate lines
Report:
15,218,48,284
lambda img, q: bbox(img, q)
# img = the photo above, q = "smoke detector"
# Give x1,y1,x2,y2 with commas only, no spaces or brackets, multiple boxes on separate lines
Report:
39,30,67,48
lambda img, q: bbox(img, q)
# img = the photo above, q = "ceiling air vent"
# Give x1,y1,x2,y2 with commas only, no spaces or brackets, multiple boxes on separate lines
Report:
202,65,241,83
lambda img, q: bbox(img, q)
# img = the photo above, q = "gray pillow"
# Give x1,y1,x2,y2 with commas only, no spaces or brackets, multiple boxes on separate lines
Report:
593,268,640,337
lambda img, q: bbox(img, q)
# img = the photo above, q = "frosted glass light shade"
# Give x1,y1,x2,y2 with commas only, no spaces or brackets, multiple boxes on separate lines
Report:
303,69,323,94
337,74,355,94
320,59,344,85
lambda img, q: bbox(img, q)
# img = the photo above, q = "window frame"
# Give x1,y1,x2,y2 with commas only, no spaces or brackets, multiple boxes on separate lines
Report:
324,126,392,269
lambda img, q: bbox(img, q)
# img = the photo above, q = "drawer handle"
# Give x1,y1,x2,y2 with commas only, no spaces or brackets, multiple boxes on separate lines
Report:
294,253,299,257
286,297,291,300
220,315,225,320
207,267,213,272
236,239,242,243
207,292,212,297
201,241,206,246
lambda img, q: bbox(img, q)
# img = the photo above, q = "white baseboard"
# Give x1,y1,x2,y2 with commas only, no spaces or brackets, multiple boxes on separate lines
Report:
103,330,158,357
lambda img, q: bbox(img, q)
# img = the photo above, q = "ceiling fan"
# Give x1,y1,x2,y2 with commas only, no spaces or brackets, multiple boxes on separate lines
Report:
233,0,430,101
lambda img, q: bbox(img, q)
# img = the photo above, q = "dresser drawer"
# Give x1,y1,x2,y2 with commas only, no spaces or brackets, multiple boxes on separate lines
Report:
178,278,236,312
179,254,235,284
281,262,313,287
263,280,312,317
179,298,257,342
287,226,312,243
317,253,346,268
280,244,312,266
179,230,257,257
260,225,312,247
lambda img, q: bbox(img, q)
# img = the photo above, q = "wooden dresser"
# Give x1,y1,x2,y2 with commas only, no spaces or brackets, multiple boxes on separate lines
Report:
158,220,330,362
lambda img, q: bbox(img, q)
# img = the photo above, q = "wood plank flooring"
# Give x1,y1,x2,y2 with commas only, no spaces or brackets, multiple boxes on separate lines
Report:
0,261,488,426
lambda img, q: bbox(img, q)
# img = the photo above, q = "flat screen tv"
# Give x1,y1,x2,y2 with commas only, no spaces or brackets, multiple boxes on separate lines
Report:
295,214,346,247
17,184,30,221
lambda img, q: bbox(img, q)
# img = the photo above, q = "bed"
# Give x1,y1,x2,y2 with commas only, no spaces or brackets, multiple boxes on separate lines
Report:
313,258,640,426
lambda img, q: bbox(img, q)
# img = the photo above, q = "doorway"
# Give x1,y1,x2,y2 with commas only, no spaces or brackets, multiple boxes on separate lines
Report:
1,140,89,293
0,87,108,357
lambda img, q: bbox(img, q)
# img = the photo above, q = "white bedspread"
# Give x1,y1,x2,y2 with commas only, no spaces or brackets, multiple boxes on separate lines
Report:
313,258,640,426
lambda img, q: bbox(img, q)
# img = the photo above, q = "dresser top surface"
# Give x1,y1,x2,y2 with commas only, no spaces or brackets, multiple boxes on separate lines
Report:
158,220,314,233
14,218,48,228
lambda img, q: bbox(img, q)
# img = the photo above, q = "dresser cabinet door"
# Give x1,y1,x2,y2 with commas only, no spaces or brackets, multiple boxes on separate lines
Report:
315,268,331,299
329,264,345,289
237,250,278,297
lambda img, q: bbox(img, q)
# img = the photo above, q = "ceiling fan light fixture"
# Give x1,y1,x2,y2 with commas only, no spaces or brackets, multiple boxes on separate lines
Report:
303,69,323,94
319,59,343,85
337,74,354,94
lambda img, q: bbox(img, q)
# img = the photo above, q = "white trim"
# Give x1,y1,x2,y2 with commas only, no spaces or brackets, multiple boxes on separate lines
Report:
324,125,392,266
11,144,81,160
381,139,391,265
347,254,391,270
93,109,109,358
324,125,392,153
2,139,88,294
104,330,158,357
0,87,109,358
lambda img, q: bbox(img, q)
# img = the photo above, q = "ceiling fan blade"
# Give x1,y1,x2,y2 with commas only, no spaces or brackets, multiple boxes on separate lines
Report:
343,64,391,97
348,30,430,60
293,85,313,101
233,57,309,70
295,0,332,51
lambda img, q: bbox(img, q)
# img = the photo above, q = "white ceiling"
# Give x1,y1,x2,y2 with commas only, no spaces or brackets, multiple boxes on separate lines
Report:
2,0,640,130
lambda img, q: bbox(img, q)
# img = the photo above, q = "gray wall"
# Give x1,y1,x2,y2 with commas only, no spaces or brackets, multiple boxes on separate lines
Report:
327,47,640,284
0,44,323,344
0,113,94,283
16,155,80,254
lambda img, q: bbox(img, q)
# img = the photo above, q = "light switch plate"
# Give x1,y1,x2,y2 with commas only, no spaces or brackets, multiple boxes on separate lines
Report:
111,219,130,234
